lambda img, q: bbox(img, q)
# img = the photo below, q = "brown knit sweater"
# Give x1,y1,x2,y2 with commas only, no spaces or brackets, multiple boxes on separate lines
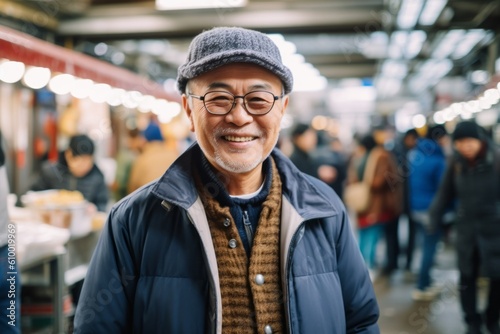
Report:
196,159,285,334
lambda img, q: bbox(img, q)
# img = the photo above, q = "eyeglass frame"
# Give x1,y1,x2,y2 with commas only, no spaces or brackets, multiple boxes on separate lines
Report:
187,90,283,116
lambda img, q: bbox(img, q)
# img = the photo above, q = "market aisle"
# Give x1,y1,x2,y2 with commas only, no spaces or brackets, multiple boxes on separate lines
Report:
374,236,490,334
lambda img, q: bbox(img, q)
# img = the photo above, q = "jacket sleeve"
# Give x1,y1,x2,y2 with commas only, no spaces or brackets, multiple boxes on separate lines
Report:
30,163,52,191
429,158,455,231
73,207,137,333
337,207,380,333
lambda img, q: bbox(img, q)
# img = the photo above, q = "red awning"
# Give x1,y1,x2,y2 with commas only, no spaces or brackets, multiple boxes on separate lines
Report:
0,25,179,101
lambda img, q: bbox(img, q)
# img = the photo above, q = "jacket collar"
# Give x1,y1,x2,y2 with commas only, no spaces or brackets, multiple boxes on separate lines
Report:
151,142,338,219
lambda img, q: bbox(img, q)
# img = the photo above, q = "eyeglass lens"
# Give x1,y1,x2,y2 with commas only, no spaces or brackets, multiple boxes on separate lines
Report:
203,91,276,115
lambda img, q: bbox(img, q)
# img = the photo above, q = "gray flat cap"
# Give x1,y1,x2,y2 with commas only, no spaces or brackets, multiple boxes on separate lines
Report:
176,27,293,95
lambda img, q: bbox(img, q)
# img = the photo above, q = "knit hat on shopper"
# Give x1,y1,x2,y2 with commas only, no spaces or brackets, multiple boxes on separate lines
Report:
452,121,481,141
176,27,293,95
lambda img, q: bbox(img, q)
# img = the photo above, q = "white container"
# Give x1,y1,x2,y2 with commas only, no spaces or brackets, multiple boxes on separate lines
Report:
21,190,92,238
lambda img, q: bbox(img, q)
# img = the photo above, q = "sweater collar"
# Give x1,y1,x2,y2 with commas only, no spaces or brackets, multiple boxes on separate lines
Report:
197,153,272,207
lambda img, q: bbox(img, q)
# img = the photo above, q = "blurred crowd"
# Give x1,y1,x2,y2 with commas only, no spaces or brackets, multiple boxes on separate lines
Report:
278,120,500,334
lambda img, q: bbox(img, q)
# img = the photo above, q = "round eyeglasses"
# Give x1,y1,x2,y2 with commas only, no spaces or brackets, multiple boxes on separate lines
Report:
188,90,282,116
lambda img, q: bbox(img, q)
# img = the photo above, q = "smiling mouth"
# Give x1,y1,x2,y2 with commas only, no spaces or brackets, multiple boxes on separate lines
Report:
223,135,256,142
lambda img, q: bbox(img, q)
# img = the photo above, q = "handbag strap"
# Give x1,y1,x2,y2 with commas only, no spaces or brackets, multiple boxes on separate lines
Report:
362,147,382,185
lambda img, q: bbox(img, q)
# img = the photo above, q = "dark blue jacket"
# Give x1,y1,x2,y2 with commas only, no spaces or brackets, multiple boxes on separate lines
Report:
408,139,447,211
74,144,379,333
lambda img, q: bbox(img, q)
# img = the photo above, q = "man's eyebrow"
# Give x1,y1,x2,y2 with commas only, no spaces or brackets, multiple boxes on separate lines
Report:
206,82,232,90
206,82,275,91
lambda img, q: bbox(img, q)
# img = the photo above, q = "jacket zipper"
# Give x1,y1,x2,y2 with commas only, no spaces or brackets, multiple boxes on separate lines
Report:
285,221,306,334
243,210,254,246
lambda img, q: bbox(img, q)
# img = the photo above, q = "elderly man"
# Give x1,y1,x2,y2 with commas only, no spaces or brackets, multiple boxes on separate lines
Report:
74,27,379,334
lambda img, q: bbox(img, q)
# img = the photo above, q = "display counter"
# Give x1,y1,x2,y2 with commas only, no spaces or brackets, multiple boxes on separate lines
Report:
10,204,105,334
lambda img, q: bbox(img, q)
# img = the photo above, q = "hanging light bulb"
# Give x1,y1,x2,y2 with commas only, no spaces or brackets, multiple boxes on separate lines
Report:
0,61,26,84
23,66,51,89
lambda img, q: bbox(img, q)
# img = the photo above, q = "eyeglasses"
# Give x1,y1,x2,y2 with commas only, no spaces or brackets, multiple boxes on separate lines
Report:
188,90,281,116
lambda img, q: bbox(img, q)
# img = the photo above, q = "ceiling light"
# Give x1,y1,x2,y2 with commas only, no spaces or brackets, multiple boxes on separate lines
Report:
397,0,425,30
452,29,487,60
71,78,94,99
432,30,465,59
269,34,326,92
156,0,247,10
412,114,427,128
49,74,75,95
381,60,408,78
107,88,125,107
89,83,112,104
419,0,448,26
388,31,408,59
0,61,25,84
433,111,445,124
406,31,426,59
23,66,51,89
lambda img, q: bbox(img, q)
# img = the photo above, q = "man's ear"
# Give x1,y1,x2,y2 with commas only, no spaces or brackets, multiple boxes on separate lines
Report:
280,95,290,117
182,94,195,132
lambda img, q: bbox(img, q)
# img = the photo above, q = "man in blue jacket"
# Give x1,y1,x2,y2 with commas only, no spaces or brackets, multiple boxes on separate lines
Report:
74,26,379,334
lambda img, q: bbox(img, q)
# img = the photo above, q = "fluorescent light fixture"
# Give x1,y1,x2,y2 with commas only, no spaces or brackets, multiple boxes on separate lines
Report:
387,30,424,59
156,0,247,10
268,34,326,92
397,0,425,30
381,60,408,79
388,31,408,59
419,0,448,26
359,32,389,59
452,29,487,59
431,29,465,59
375,77,402,98
405,30,426,59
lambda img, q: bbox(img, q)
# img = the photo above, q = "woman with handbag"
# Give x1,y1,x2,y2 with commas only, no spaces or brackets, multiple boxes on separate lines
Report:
346,133,403,275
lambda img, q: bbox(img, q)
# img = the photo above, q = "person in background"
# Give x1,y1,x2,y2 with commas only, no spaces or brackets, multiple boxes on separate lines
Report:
289,123,339,187
399,129,420,275
74,26,379,333
372,127,404,276
347,133,402,276
127,120,179,193
31,134,109,212
288,123,320,177
408,125,448,301
429,121,500,334
0,134,20,333
112,127,145,201
315,134,348,198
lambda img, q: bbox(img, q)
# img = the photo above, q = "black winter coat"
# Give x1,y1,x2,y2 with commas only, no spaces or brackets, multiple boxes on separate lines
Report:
429,141,500,278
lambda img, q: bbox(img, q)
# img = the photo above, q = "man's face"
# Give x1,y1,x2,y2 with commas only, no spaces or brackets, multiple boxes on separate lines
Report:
454,137,482,160
295,129,317,153
65,151,94,177
183,63,288,175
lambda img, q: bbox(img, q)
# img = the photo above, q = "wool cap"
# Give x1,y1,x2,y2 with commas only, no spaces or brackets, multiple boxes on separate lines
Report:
176,27,293,95
452,121,481,141
68,134,94,156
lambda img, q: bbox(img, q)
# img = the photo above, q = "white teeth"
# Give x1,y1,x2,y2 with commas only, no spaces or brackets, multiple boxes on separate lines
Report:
224,136,254,142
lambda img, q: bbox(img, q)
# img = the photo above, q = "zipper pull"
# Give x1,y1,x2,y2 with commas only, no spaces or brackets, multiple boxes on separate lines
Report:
243,210,254,246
